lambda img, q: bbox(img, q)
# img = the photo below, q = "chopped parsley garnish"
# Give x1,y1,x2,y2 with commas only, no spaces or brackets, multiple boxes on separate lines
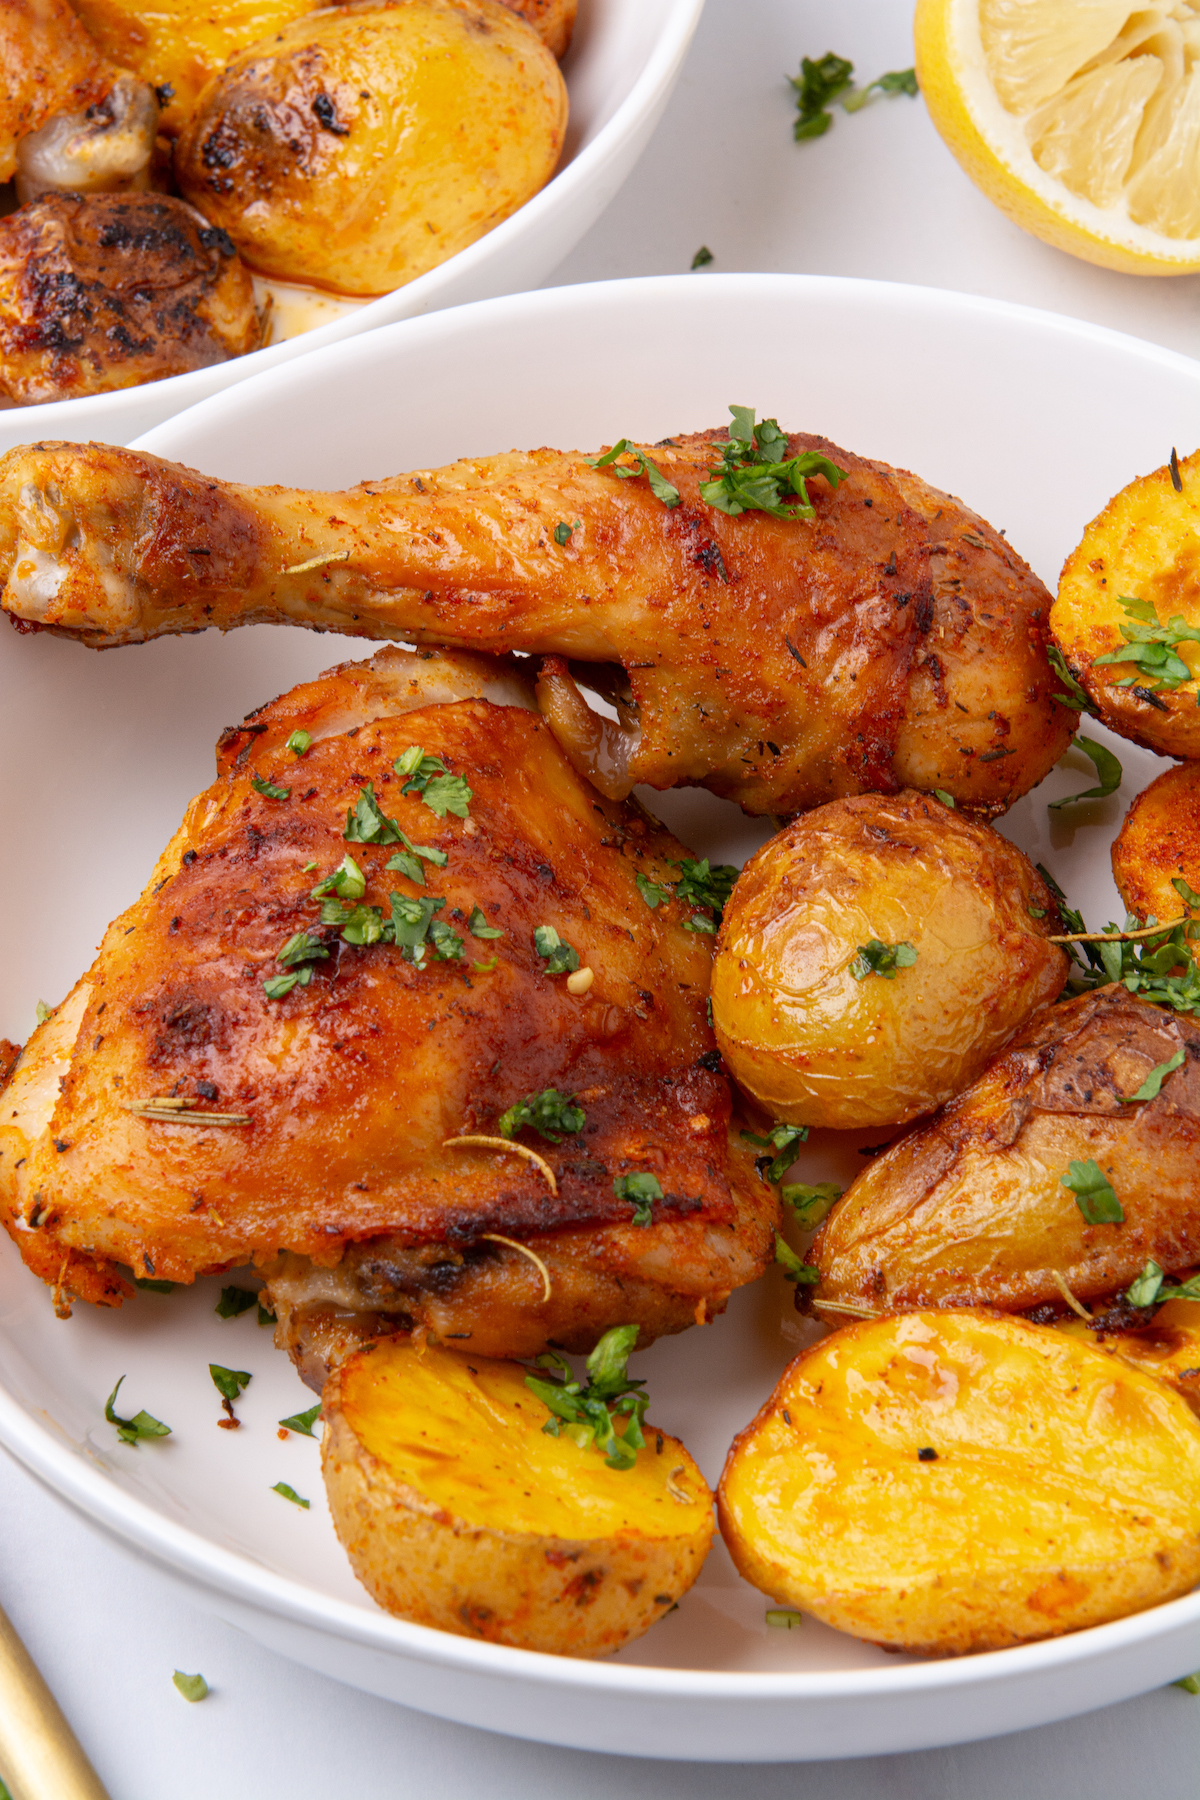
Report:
698,407,846,520
1047,644,1098,715
1176,1673,1200,1695
311,854,366,900
1043,869,1200,1011
473,956,498,973
319,897,387,945
215,1286,257,1319
34,999,51,1025
1126,1259,1165,1308
428,918,464,961
524,1324,649,1469
279,1403,322,1437
209,1364,251,1403
741,1123,808,1184
1048,734,1123,810
105,1377,171,1446
498,1089,586,1143
635,869,672,909
1176,877,1200,909
173,1671,209,1703
286,730,312,756
389,891,445,964
271,1481,310,1508
933,789,956,808
344,782,402,844
781,1181,842,1229
534,924,581,974
766,1609,804,1628
849,939,918,980
790,52,916,139
394,747,473,819
774,1234,820,1284
258,1300,275,1327
133,1276,176,1293
1119,1048,1185,1103
553,519,580,545
468,904,503,939
690,245,714,270
1093,594,1200,690
673,857,739,919
613,1171,662,1225
251,773,291,800
384,830,449,887
1061,1158,1122,1225
588,441,681,509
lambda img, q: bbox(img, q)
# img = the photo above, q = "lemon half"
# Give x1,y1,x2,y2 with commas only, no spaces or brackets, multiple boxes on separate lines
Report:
915,0,1200,273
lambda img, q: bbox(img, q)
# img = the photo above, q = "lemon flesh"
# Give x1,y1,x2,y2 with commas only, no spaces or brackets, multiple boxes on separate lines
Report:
915,0,1200,273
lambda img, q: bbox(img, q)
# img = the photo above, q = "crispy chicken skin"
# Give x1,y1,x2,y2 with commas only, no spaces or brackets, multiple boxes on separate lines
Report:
0,647,772,1359
0,194,261,405
0,0,119,184
0,430,1071,817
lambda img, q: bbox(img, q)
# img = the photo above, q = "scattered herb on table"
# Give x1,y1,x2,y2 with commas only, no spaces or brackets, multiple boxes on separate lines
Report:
1061,1158,1123,1225
849,939,917,980
215,1286,257,1319
251,774,291,801
789,52,916,140
1047,734,1123,810
613,1171,663,1225
173,1671,209,1703
279,1403,322,1437
588,441,681,509
524,1324,649,1469
1093,595,1200,691
105,1377,171,1446
698,407,846,521
498,1090,586,1143
272,1481,310,1509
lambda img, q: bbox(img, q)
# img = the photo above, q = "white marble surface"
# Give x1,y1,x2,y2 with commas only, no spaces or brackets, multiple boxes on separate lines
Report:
8,1,1200,1794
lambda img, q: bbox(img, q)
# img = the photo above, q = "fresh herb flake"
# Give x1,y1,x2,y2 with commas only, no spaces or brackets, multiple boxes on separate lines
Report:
1061,1158,1123,1225
1093,594,1200,691
134,1276,177,1294
765,1609,804,1628
933,789,956,808
34,999,51,1025
842,66,918,110
635,869,672,909
588,440,681,509
468,904,503,940
344,782,402,844
533,924,581,975
1126,1259,1165,1308
698,407,846,521
209,1364,251,1403
690,245,714,270
741,1123,808,1184
553,519,580,545
774,1233,820,1284
271,1481,310,1509
1120,1048,1185,1103
215,1286,257,1319
849,939,918,980
1047,644,1098,714
286,730,312,757
613,1171,663,1225
789,51,854,138
395,748,473,819
428,918,464,961
1175,1672,1200,1694
523,1324,649,1469
105,1376,171,1446
389,891,445,963
1048,734,1123,810
311,853,366,900
251,773,291,801
498,1089,586,1144
279,1403,322,1437
780,1181,842,1230
173,1671,209,1703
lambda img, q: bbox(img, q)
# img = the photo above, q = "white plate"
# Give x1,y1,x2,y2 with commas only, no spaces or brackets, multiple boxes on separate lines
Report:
2,273,1199,1763
0,0,703,458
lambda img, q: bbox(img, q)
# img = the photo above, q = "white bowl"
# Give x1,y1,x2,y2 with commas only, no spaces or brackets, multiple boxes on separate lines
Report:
1,273,1198,1762
0,0,703,458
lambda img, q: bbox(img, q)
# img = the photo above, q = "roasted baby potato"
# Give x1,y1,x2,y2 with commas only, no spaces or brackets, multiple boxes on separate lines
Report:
504,0,575,58
812,987,1200,1321
175,0,568,296
321,1336,714,1656
710,791,1067,1131
718,1310,1200,1656
1112,761,1200,928
1058,1296,1200,1420
1052,447,1200,759
67,0,317,136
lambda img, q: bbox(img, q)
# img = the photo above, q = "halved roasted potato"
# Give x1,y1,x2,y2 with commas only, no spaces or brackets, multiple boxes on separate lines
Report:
321,1335,714,1656
1112,761,1200,928
718,1309,1200,1656
710,791,1067,1131
175,0,567,296
1052,447,1200,758
1058,1295,1200,1419
811,986,1200,1320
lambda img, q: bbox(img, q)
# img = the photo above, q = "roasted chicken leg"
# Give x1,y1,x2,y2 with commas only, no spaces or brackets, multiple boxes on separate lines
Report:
0,429,1072,816
0,647,772,1377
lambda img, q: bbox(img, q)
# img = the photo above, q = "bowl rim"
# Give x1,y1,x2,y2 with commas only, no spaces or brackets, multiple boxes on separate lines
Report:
0,0,706,437
10,267,1200,1706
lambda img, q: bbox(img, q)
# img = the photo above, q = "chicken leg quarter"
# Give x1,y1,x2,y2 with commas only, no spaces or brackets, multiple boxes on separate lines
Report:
0,427,1072,815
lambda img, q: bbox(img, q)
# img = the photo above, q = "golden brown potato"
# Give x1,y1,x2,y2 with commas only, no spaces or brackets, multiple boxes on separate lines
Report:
718,1310,1200,1656
68,0,318,136
0,192,261,404
175,0,568,296
812,986,1200,1320
1058,1297,1200,1420
321,1335,714,1656
1112,761,1200,928
710,792,1067,1131
502,0,575,58
1052,447,1200,759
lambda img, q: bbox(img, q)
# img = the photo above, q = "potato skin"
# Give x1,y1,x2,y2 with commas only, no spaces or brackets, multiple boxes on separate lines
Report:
1052,448,1200,758
711,792,1067,1131
1112,761,1200,928
718,1310,1200,1656
502,0,575,57
812,987,1200,1318
1059,1298,1200,1420
321,1337,714,1657
175,0,568,296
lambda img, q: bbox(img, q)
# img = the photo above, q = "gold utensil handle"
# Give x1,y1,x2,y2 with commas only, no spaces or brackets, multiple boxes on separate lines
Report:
0,1602,110,1800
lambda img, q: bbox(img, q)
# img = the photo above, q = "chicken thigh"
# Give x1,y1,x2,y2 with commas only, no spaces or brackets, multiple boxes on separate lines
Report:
0,428,1072,816
0,647,771,1376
